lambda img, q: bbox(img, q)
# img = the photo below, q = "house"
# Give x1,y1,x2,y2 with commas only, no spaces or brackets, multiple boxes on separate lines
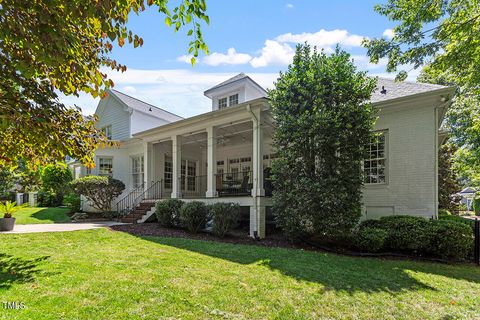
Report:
455,187,477,210
73,73,455,238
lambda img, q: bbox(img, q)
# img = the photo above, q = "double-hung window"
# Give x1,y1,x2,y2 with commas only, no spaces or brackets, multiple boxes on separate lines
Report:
164,159,173,189
98,157,113,177
102,125,112,140
229,94,239,106
218,97,228,109
131,155,144,188
364,131,387,184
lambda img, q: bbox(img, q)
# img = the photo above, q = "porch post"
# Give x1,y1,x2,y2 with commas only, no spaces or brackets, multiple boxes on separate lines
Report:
143,142,153,189
206,126,218,197
171,135,182,198
251,108,265,197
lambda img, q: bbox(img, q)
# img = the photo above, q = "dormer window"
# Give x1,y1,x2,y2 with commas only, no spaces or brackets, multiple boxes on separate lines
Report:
218,97,228,109
102,125,112,140
229,94,239,106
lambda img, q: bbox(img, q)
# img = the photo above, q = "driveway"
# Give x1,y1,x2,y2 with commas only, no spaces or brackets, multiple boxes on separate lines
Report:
0,221,127,234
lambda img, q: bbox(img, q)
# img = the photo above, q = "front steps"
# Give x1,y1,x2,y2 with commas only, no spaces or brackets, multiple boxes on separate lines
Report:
120,201,156,223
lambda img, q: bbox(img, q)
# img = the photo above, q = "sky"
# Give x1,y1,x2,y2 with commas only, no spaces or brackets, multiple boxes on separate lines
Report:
59,0,414,118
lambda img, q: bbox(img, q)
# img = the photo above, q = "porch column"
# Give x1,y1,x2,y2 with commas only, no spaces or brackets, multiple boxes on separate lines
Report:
206,126,218,197
251,108,265,197
143,142,153,189
171,135,182,198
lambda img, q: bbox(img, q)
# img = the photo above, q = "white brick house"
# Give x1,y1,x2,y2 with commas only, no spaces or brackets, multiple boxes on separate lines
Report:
72,73,454,238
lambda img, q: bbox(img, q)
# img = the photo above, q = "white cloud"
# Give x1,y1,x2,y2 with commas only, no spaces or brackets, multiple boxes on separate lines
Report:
203,48,252,66
176,54,194,64
382,28,394,39
286,3,294,9
275,29,366,48
58,69,279,117
250,40,295,68
122,86,137,94
351,55,388,70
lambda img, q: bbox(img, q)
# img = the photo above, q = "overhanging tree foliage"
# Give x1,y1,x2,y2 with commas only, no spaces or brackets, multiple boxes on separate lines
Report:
270,44,377,240
364,0,480,89
0,0,209,167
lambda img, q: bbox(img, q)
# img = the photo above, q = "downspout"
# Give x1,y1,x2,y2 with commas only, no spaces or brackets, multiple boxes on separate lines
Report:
247,104,261,240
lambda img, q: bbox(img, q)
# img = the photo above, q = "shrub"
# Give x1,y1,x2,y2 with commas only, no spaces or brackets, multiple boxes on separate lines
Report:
377,215,429,252
438,209,451,216
439,214,474,228
180,201,207,233
71,176,125,212
474,197,480,216
38,190,63,207
358,215,474,260
208,202,240,238
423,220,473,260
356,227,388,252
156,199,184,227
63,193,81,213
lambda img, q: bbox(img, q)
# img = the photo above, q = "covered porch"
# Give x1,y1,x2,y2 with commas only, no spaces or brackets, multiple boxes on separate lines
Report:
137,99,274,237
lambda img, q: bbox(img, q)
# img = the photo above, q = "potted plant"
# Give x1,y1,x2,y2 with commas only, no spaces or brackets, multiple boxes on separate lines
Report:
0,201,25,231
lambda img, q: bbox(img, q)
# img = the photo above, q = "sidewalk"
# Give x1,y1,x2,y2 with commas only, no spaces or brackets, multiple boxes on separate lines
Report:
0,221,127,234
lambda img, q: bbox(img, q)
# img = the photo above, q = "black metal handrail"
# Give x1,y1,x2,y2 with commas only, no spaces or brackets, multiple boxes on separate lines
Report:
216,171,252,197
115,181,162,216
115,183,145,215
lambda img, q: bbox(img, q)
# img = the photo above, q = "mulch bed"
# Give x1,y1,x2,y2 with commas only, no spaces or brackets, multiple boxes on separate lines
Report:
110,223,314,250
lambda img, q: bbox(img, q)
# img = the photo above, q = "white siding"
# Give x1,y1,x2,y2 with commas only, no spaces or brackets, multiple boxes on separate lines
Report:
95,97,131,141
363,97,438,219
131,110,169,134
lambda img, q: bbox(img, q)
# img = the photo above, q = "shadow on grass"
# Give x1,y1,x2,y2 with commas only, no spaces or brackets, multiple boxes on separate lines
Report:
141,235,480,295
0,253,51,290
31,208,70,223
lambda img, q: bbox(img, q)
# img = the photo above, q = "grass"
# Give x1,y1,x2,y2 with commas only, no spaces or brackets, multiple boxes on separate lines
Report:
0,229,479,319
12,207,71,224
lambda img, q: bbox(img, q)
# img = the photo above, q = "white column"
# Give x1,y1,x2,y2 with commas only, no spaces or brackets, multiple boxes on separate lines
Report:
249,199,266,238
251,108,265,197
143,142,153,189
171,135,182,198
206,126,218,197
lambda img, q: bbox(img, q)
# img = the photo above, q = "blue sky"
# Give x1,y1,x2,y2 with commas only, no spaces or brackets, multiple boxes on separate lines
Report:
60,0,412,117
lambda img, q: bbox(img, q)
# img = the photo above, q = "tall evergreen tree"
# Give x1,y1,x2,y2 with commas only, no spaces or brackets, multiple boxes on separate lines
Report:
269,44,377,240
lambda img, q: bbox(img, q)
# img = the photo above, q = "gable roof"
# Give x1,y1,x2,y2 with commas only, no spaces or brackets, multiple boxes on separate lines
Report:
109,89,183,122
204,73,267,96
371,78,450,103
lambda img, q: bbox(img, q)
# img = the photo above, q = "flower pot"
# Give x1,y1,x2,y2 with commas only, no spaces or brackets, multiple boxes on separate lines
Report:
0,217,16,231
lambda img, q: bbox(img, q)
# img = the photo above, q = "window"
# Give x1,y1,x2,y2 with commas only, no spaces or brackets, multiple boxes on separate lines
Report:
86,167,92,176
364,131,387,184
229,94,239,106
218,97,227,109
102,125,112,140
164,159,172,189
131,155,144,188
98,157,113,176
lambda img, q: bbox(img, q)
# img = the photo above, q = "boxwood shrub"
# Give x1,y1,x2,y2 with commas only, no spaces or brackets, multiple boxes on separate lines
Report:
155,199,184,227
180,201,208,233
358,215,474,260
208,202,240,238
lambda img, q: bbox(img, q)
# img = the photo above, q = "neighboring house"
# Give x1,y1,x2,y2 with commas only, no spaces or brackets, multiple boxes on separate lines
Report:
72,73,455,238
455,187,477,210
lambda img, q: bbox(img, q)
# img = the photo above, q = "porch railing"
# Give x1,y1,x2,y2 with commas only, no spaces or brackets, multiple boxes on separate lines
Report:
115,183,144,215
179,175,207,198
115,181,162,216
216,171,252,197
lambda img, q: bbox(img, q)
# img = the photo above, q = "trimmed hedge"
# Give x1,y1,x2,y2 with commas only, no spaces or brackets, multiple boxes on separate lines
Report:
358,215,473,260
439,213,474,228
156,199,184,227
180,201,208,233
208,202,240,238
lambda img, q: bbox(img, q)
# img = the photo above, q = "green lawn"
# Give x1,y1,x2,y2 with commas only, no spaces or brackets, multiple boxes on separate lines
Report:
0,229,479,319
13,207,70,224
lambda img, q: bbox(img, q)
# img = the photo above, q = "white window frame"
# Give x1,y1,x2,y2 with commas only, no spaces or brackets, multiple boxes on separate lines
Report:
218,97,228,109
364,130,388,185
229,93,239,106
131,155,144,188
98,157,113,177
102,125,112,140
